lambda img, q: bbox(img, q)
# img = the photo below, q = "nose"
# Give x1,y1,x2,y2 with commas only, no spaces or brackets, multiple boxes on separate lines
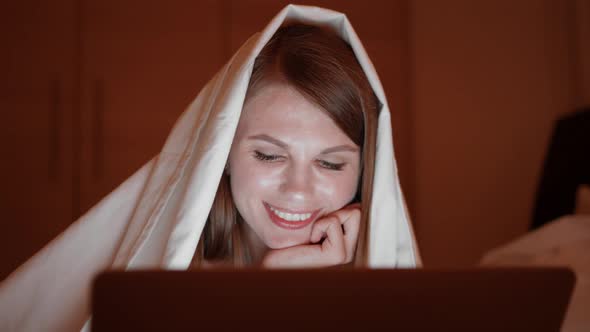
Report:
279,163,313,201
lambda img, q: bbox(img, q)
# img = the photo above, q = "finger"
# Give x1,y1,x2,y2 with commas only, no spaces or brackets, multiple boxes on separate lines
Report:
310,215,340,243
320,218,347,264
340,208,361,262
261,245,323,269
323,206,360,262
310,216,346,261
344,202,361,210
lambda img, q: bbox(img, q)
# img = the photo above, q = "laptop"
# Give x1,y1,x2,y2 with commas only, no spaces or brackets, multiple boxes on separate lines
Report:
92,267,575,331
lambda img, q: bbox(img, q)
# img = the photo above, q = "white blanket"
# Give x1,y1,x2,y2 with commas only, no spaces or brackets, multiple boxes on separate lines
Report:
481,215,590,332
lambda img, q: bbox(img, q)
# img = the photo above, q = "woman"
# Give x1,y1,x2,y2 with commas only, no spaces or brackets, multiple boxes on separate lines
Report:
197,23,376,268
0,5,420,331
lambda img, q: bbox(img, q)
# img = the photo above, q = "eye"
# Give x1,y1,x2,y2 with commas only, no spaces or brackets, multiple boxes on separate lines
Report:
253,150,285,162
316,159,345,171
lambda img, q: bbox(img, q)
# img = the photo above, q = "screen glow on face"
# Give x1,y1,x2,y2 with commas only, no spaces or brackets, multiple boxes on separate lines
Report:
227,83,361,250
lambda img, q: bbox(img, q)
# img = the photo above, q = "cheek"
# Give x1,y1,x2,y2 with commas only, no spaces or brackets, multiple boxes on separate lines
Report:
316,171,360,209
317,165,359,213
228,158,278,201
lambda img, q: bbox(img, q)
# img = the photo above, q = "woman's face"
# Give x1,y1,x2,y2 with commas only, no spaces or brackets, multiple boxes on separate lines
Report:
228,83,361,249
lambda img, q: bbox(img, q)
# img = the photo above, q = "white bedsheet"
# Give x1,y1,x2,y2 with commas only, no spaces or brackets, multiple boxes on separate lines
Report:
480,215,590,332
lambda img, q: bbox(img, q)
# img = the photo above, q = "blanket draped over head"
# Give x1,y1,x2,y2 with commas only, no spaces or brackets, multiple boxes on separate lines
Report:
0,4,420,331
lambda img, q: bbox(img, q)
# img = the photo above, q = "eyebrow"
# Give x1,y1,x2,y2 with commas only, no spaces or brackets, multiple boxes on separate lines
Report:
247,134,359,154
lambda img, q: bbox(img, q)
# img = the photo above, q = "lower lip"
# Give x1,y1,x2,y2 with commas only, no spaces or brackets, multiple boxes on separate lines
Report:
263,203,319,230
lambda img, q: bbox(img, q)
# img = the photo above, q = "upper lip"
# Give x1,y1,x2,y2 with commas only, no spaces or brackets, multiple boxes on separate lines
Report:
264,202,320,215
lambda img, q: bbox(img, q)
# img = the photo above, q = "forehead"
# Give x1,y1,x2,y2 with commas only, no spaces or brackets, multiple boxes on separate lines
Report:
237,84,352,143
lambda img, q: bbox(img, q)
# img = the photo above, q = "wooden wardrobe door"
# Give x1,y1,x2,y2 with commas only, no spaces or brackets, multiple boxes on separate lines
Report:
228,0,414,212
78,0,227,216
0,1,76,280
410,1,574,266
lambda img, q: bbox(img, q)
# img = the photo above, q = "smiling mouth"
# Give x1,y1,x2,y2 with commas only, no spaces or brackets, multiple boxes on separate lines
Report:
263,202,320,230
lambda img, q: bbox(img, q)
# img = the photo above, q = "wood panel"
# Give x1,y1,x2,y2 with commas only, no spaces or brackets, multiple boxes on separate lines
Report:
0,1,76,280
79,0,227,216
411,1,574,266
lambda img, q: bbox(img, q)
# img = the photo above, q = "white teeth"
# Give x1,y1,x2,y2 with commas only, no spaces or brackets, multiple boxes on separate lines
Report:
269,206,312,222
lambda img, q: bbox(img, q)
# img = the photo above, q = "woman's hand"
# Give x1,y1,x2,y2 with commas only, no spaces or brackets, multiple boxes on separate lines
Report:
261,203,361,268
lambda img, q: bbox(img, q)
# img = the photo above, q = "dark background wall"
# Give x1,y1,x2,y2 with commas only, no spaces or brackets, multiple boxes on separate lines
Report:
0,0,587,279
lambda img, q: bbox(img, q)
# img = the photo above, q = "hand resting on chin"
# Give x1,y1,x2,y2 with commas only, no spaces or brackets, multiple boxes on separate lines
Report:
261,203,361,268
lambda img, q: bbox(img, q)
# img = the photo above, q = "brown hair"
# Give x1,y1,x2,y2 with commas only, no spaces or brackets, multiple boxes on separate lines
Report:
193,24,380,267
